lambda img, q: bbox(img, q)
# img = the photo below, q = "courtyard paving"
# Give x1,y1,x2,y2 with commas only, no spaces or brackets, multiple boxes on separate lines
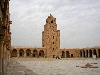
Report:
6,58,100,75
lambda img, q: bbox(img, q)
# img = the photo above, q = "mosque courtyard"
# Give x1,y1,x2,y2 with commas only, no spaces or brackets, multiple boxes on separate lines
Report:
5,58,100,75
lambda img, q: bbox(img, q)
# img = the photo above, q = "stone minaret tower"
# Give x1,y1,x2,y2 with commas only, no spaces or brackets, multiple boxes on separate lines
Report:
42,14,60,58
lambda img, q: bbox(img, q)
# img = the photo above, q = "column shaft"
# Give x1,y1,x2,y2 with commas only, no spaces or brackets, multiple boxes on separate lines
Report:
17,50,19,57
31,50,33,57
24,50,26,57
0,41,3,75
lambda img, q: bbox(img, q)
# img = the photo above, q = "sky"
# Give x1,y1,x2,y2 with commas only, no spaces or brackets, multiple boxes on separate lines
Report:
9,0,100,48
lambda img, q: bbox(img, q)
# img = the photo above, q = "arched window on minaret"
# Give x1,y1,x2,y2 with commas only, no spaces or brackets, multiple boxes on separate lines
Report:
53,36,54,39
53,42,54,44
51,20,53,23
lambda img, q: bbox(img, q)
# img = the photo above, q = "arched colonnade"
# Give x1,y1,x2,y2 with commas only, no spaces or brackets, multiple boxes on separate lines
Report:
61,51,73,58
11,48,45,58
80,48,100,58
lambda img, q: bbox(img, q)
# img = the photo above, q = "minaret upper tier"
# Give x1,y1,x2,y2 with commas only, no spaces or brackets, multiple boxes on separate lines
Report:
46,14,56,24
44,14,57,31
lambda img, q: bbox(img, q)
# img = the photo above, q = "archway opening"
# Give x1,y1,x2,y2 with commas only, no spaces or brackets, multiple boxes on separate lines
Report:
19,49,24,57
27,53,29,56
61,51,65,58
20,52,22,56
33,49,38,57
66,51,69,58
53,55,55,58
71,54,73,57
26,49,31,57
11,49,17,57
89,50,92,57
39,50,44,57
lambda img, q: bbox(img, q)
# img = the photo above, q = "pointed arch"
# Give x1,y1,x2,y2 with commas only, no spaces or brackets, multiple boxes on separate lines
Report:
89,50,92,57
39,50,44,57
19,49,24,57
61,51,65,58
11,49,17,57
33,49,38,57
26,49,31,57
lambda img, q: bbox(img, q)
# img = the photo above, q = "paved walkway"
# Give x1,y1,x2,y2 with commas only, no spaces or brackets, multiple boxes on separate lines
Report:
5,58,38,75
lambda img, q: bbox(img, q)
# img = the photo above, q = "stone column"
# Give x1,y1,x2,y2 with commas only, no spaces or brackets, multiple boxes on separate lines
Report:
0,41,3,75
2,43,7,74
85,51,87,57
96,49,98,57
64,51,66,58
37,50,39,58
24,49,26,57
97,52,98,58
31,50,33,57
79,51,81,57
78,53,80,57
88,50,90,57
7,50,10,62
17,49,19,58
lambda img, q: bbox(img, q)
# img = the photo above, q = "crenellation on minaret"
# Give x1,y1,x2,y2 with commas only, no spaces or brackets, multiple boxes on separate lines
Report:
46,14,56,24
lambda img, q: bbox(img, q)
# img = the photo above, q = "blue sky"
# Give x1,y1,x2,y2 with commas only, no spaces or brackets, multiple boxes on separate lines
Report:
9,0,100,48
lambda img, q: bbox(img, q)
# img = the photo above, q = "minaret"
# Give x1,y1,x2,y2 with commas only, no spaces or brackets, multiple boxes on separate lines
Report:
42,14,60,57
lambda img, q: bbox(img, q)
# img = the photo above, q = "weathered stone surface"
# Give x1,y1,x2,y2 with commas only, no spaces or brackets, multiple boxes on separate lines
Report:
5,58,39,75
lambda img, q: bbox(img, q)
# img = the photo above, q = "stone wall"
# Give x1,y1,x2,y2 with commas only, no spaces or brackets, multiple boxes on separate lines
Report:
60,47,100,58
0,0,12,75
11,46,47,58
11,46,100,59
